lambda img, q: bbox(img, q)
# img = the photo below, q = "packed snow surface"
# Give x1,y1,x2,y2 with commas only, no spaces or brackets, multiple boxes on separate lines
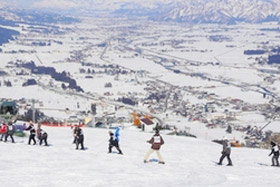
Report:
0,126,278,187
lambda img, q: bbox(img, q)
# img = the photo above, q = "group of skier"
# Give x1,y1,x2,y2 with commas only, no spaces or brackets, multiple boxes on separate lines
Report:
0,121,48,146
25,122,48,146
106,126,165,164
217,137,280,167
71,125,166,164
1,121,280,166
0,121,15,143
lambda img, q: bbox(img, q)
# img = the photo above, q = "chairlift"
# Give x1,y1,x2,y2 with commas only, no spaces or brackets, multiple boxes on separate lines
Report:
0,101,19,122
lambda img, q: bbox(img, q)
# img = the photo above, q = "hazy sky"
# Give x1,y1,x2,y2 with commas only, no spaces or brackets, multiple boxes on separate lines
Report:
1,0,83,9
1,0,173,10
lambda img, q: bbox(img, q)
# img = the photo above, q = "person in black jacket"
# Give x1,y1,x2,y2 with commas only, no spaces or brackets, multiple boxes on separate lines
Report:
4,121,15,143
72,126,78,144
108,131,122,154
25,123,36,145
269,141,279,166
38,129,48,146
75,127,84,150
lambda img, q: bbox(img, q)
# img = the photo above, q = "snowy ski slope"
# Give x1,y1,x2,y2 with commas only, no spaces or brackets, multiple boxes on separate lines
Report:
0,126,278,187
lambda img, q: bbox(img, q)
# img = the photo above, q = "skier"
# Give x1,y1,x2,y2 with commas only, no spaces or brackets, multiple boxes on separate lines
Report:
218,137,233,166
0,123,7,141
25,122,36,145
226,125,232,134
108,130,123,154
38,129,48,146
72,126,78,144
144,129,165,164
4,121,15,143
269,141,279,166
75,126,84,150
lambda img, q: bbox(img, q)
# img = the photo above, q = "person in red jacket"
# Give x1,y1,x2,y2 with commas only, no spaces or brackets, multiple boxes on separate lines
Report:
0,123,7,141
4,121,15,143
144,129,165,164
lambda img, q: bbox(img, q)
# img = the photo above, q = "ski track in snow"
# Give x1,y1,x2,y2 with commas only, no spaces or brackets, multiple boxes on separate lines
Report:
0,126,279,187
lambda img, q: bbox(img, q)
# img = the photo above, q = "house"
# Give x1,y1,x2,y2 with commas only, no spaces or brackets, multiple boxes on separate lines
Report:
140,117,155,132
105,82,112,88
141,118,154,125
208,112,226,120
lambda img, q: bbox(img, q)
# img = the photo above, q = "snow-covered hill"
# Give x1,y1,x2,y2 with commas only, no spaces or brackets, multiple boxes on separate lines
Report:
0,126,278,187
157,0,280,24
2,0,280,24
106,0,280,24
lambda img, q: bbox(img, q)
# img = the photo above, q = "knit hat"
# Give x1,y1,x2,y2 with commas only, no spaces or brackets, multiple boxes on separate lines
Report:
155,128,159,134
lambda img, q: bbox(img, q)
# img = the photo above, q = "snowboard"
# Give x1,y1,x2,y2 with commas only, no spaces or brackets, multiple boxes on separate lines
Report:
149,158,159,162
144,158,159,163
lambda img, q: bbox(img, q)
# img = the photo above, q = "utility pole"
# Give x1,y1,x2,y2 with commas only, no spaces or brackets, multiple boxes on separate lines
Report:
32,99,35,123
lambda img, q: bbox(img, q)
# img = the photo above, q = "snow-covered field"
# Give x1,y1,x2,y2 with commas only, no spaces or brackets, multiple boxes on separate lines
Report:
0,18,280,148
0,126,277,187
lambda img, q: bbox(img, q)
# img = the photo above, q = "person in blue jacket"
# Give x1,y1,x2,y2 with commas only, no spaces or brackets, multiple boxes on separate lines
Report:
115,127,120,142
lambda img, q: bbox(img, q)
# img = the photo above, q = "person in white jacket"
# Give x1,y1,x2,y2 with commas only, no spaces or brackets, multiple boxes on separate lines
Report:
269,141,279,166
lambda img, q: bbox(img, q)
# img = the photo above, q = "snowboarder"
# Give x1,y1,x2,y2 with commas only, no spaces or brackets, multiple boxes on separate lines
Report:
269,141,279,166
75,126,84,150
25,122,36,145
38,129,48,146
218,137,233,166
144,129,165,164
4,121,15,143
0,123,7,141
108,130,123,154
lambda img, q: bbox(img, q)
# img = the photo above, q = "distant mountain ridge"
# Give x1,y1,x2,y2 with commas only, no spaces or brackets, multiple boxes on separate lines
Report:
1,0,280,24
158,0,280,24
113,0,280,24
0,8,79,26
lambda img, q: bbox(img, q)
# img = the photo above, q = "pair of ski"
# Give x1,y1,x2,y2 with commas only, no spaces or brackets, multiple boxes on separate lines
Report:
214,161,280,167
212,161,233,166
258,163,280,167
